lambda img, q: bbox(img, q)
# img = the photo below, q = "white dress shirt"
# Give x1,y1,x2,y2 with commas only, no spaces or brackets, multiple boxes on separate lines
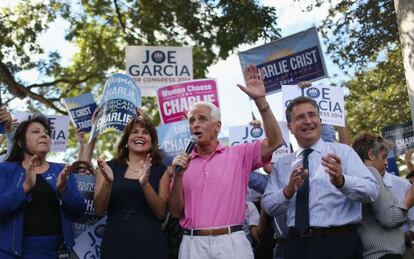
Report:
263,138,379,228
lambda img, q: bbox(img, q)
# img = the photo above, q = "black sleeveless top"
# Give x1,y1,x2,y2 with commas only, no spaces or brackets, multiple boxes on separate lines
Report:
23,174,63,236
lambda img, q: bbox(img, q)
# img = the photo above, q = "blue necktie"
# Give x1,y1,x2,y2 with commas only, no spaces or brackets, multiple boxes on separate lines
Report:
295,148,313,233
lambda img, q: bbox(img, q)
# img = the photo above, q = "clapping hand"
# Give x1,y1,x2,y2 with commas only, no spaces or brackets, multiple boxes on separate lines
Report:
138,154,152,187
321,154,344,188
283,165,308,199
57,164,72,194
97,159,114,184
22,155,39,193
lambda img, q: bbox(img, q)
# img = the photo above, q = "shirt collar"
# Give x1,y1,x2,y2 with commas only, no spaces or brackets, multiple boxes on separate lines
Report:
191,141,225,159
295,138,323,158
382,171,393,188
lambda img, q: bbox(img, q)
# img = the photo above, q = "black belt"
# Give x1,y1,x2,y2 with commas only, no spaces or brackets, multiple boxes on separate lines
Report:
183,225,243,236
289,224,356,238
274,238,286,244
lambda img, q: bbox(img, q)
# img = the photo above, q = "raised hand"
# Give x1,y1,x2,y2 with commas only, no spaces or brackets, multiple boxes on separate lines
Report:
237,64,266,100
23,155,39,193
75,128,86,145
297,81,312,88
91,107,101,125
138,154,152,187
0,107,12,132
283,165,308,199
322,154,344,188
97,159,114,183
56,164,71,194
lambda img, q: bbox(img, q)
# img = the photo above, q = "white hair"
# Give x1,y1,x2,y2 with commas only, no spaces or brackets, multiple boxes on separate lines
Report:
188,101,221,121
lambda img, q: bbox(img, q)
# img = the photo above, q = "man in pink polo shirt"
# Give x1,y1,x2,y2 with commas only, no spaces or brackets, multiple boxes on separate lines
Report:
169,65,284,259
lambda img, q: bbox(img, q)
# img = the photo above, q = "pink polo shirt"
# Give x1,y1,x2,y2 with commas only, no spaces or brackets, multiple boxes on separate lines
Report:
179,141,265,229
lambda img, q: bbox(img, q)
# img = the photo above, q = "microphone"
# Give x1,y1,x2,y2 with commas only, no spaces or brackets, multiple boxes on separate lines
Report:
175,135,198,173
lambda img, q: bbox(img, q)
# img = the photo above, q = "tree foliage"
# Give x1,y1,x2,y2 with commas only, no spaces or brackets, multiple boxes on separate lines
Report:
0,0,279,113
345,48,410,136
301,0,399,70
0,0,280,160
302,0,411,143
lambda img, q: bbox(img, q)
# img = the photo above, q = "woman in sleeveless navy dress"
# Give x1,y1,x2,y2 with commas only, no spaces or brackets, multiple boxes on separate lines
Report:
94,115,170,259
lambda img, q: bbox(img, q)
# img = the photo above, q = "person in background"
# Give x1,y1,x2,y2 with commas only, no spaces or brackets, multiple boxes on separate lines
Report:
406,150,414,184
244,201,260,245
0,114,86,258
404,150,414,258
263,96,379,259
0,107,17,162
72,127,97,177
94,113,170,259
71,160,95,176
352,133,414,259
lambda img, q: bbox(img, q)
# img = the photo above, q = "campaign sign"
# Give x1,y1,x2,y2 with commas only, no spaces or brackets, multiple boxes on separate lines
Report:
126,46,193,96
14,112,70,152
91,74,141,139
238,27,327,94
72,175,102,238
63,92,97,132
383,121,414,156
229,122,290,162
157,79,219,124
72,216,107,259
157,120,191,165
282,84,345,127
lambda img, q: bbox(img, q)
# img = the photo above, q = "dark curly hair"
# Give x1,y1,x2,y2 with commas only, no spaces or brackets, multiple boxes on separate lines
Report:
116,115,163,164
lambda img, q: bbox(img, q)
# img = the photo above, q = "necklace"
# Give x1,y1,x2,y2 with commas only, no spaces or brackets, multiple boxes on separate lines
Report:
126,161,142,174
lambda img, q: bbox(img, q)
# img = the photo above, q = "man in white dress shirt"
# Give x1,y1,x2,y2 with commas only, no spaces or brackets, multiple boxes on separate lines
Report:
262,96,379,259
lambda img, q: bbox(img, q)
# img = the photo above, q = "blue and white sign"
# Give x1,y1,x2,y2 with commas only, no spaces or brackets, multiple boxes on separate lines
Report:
14,111,70,152
282,84,345,127
91,74,141,139
383,121,414,156
239,27,327,94
64,92,97,132
229,122,290,162
157,120,191,165
72,216,107,259
72,175,102,238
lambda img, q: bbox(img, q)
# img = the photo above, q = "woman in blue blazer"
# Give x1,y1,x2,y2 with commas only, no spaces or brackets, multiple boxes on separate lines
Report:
0,114,86,258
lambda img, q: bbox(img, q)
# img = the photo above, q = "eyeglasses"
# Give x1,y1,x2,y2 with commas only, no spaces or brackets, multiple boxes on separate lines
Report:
293,112,319,122
72,163,95,176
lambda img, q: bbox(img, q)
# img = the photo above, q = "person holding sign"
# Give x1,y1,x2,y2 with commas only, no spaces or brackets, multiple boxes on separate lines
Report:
353,133,414,259
0,114,86,258
94,113,170,259
169,65,284,259
0,106,16,162
263,96,379,259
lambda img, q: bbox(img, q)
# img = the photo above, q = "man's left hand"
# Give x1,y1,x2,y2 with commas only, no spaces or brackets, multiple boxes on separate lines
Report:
322,153,344,188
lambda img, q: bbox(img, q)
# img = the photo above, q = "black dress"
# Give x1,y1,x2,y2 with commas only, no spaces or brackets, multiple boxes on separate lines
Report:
101,160,168,259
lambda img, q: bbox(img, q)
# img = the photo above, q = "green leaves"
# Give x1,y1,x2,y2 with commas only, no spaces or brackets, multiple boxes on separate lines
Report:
0,0,279,159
